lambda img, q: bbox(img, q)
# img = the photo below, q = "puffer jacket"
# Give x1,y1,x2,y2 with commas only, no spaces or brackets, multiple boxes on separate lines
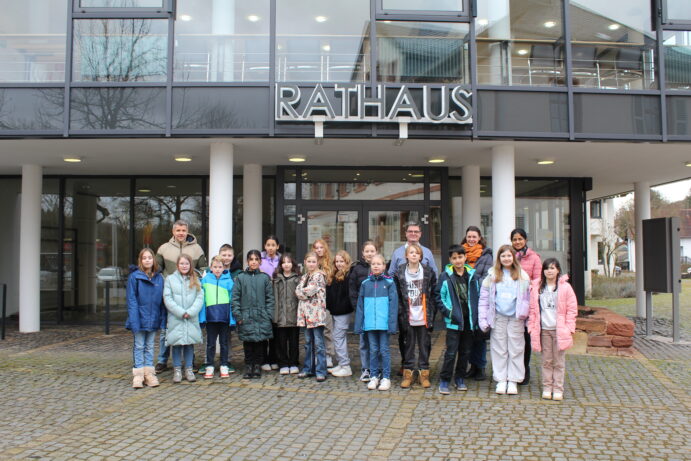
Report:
527,275,578,352
125,266,165,332
473,247,494,283
478,267,531,332
434,264,480,331
199,270,236,326
273,272,300,327
354,273,398,334
232,268,275,342
163,271,204,346
348,260,370,310
156,234,207,277
295,271,327,328
393,262,437,329
516,247,542,281
326,271,353,316
259,251,281,278
227,259,243,280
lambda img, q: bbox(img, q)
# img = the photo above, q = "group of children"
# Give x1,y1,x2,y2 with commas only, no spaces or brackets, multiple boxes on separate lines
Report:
126,230,577,400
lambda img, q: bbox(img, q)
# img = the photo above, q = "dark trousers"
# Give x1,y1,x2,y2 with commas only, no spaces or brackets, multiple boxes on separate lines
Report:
243,341,265,366
440,329,473,381
205,322,229,367
398,321,407,366
469,335,488,368
524,327,532,371
275,326,300,368
403,325,431,370
263,324,278,364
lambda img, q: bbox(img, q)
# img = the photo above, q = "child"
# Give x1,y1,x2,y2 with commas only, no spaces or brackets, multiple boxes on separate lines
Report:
354,253,398,391
434,245,480,394
259,235,281,371
220,243,243,280
394,244,437,389
126,248,165,388
326,250,354,377
164,254,204,384
312,239,335,369
528,258,577,401
478,245,531,395
295,252,328,382
348,240,377,382
233,250,275,379
200,256,236,379
273,254,301,375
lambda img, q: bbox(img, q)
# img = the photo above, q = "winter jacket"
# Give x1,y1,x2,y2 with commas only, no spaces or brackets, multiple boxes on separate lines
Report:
478,267,531,332
354,273,399,334
232,269,275,342
199,271,236,326
527,275,578,352
473,247,494,284
394,262,437,329
273,272,300,327
259,251,281,279
516,247,542,281
295,271,327,328
227,259,243,280
388,243,439,277
156,234,207,277
348,260,370,310
163,271,204,346
326,272,354,316
434,264,480,331
125,266,165,332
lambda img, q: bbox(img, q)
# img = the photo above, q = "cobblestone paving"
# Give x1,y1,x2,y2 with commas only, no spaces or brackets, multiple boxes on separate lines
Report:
0,325,689,461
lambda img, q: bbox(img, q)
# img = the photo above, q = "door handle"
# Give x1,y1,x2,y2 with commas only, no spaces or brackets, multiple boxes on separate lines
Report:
297,214,305,224
421,214,429,224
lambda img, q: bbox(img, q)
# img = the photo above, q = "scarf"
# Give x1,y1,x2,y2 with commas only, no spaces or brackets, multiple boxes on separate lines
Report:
516,246,528,261
463,243,483,268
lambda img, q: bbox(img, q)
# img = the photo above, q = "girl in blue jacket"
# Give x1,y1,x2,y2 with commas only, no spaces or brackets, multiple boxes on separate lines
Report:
354,254,398,391
126,248,165,389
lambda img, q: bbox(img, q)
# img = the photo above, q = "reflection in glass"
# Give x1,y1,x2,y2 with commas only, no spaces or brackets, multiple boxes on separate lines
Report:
174,0,270,82
664,31,691,90
70,88,166,130
276,0,370,82
570,0,656,89
41,180,60,321
79,0,163,6
665,0,691,22
478,91,568,133
302,182,424,200
382,0,463,12
574,94,660,135
73,19,168,82
476,0,564,87
377,21,469,83
307,210,359,261
0,0,67,82
172,88,270,129
283,205,297,255
666,97,691,135
368,210,420,261
0,89,64,131
429,206,442,270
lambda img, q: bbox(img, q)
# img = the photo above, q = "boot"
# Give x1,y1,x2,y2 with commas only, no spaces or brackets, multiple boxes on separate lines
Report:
132,368,144,389
143,366,160,387
184,367,196,382
400,369,414,389
253,364,262,379
519,367,530,386
173,367,182,383
465,364,478,379
474,367,487,381
243,365,253,379
419,369,431,388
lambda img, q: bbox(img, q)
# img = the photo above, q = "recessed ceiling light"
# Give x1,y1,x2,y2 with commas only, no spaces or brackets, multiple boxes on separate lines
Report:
517,49,528,56
174,155,192,162
477,18,489,26
409,173,425,178
247,14,260,22
537,160,555,165
138,188,151,193
289,155,306,163
179,14,192,21
685,161,691,167
322,44,331,51
63,156,82,163
428,157,446,164
167,184,176,189
315,15,328,23
544,21,557,28
608,23,620,30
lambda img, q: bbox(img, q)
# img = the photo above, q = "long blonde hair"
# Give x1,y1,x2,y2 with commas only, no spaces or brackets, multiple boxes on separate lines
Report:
331,250,352,283
312,239,333,281
177,254,201,290
493,245,522,283
137,248,158,277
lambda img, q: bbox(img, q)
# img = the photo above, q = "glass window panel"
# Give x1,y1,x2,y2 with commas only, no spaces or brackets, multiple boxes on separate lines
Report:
0,0,67,82
308,210,360,260
663,31,691,90
0,179,20,320
368,210,420,261
476,0,564,87
574,94,661,135
377,21,469,83
276,0,370,82
41,179,60,321
283,205,297,255
79,0,163,6
667,96,691,136
73,19,168,82
478,91,568,133
70,88,166,130
429,206,442,270
0,89,64,131
172,88,269,129
570,0,656,89
174,0,270,82
665,0,691,22
382,0,463,12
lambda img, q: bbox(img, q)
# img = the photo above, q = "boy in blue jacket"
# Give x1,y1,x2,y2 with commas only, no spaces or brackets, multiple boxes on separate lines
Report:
354,254,398,392
200,256,236,378
434,244,480,394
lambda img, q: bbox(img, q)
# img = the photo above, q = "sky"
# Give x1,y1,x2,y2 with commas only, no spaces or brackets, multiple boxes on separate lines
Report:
613,178,691,211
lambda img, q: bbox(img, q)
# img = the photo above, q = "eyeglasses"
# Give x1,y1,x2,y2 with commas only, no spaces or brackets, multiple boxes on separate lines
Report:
406,230,421,234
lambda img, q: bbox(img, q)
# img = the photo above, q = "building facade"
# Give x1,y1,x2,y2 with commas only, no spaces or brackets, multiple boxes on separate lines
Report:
1,0,690,330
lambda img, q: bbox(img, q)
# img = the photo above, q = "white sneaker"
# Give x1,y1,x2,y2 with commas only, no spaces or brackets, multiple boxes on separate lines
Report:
507,381,518,395
542,389,552,400
270,363,279,370
552,392,563,401
495,381,508,394
261,364,272,372
326,356,334,368
332,365,353,377
204,366,214,379
367,377,380,390
289,366,300,374
327,365,340,375
378,378,391,391
219,365,230,378
279,367,290,375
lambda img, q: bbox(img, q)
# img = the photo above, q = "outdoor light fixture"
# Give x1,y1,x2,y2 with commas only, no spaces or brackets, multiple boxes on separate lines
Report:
288,155,306,163
537,160,555,165
517,49,528,56
179,14,192,21
608,24,620,30
247,14,260,22
315,15,328,23
428,157,446,164
174,155,192,162
63,156,82,163
544,21,556,28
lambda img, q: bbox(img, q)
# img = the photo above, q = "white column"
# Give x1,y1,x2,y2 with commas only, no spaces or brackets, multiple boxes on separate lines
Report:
243,164,262,254
461,165,481,234
209,143,234,256
19,165,42,333
491,145,516,250
634,181,651,317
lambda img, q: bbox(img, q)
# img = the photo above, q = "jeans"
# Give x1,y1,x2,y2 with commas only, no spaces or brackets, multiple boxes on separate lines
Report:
403,325,432,370
275,326,300,368
157,329,170,364
323,310,336,358
132,330,156,368
490,314,526,383
243,341,265,366
172,344,194,368
469,336,488,368
439,329,473,381
367,330,391,380
302,326,327,377
332,314,351,367
359,333,370,371
206,322,230,367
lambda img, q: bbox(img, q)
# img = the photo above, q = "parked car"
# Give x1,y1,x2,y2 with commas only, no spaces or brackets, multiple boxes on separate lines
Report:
97,266,124,283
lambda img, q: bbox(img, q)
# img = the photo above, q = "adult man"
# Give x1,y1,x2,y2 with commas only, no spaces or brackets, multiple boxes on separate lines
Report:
154,219,208,373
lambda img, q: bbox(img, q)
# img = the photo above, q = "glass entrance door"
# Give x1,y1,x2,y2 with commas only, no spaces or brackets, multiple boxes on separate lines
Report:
299,206,360,262
365,206,426,262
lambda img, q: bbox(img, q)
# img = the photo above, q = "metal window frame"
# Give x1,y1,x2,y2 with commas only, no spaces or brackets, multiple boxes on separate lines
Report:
660,0,691,27
72,0,173,18
375,0,470,22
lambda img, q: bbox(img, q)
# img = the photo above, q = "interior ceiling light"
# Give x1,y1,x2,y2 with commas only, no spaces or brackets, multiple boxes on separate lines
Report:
428,157,446,164
537,159,555,165
63,156,82,163
315,15,328,23
608,23,621,30
517,49,528,55
179,14,192,21
477,18,489,26
138,188,151,193
322,44,331,51
685,161,691,167
174,155,192,162
288,155,306,163
247,14,260,22
544,21,557,28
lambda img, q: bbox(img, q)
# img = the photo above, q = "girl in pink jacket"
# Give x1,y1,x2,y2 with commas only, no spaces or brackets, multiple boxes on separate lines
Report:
527,258,578,401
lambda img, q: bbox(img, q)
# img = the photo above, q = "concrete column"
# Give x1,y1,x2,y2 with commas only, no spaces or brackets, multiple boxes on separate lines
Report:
491,145,516,250
634,181,651,317
243,164,262,254
19,165,42,333
209,143,234,256
461,165,481,235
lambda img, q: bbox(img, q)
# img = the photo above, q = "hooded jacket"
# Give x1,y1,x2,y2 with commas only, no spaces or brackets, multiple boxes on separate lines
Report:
163,271,204,346
326,269,354,316
227,259,243,280
232,268,275,342
273,272,300,327
259,251,281,279
125,266,165,332
478,267,531,332
516,247,542,281
473,247,494,284
199,270,236,325
434,264,480,331
393,262,437,329
527,275,578,351
354,273,398,334
156,233,207,277
348,260,370,310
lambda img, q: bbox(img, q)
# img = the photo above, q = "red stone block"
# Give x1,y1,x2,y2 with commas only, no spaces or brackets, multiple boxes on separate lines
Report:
588,335,613,347
606,319,635,337
611,336,634,347
576,317,607,334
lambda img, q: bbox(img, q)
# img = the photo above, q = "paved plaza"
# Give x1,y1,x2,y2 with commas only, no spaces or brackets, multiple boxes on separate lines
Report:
0,323,689,461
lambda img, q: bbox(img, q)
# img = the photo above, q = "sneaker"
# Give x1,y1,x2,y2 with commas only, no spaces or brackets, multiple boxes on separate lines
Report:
289,366,300,374
326,356,334,368
279,367,290,375
507,381,518,395
378,378,391,391
204,366,214,379
552,392,563,401
270,363,279,370
438,381,450,395
219,365,230,378
227,365,236,374
327,365,341,375
154,363,168,374
542,390,552,400
360,369,371,382
496,381,507,394
197,364,206,375
332,365,353,377
261,363,272,372
172,367,182,383
454,377,468,391
315,375,326,382
367,377,380,390
297,372,314,379
184,367,196,382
